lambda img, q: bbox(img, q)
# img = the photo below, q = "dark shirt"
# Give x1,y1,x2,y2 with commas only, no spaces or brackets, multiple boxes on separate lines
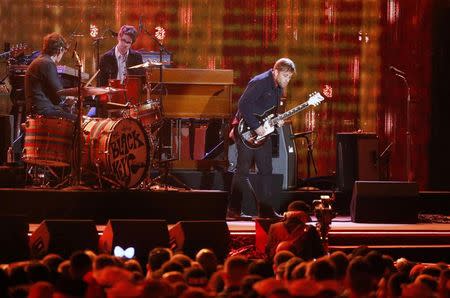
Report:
265,220,325,261
25,54,64,115
237,69,283,130
98,47,145,87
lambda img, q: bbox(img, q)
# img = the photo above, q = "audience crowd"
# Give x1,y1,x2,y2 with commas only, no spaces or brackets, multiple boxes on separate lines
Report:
0,242,449,297
0,201,448,297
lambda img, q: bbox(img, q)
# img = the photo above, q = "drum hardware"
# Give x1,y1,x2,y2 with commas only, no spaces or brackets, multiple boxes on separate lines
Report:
26,164,69,188
149,157,191,191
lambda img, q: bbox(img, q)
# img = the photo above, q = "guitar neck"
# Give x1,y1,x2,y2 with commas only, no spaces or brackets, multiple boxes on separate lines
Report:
270,101,310,125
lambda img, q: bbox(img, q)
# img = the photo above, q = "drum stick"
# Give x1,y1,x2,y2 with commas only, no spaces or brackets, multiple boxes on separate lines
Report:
85,69,100,86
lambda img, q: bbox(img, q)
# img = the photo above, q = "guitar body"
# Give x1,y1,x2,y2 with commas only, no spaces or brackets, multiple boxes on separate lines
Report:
237,107,277,149
235,88,330,149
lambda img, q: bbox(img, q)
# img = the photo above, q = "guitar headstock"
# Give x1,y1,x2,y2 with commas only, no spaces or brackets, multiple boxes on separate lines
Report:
307,92,324,106
307,85,332,107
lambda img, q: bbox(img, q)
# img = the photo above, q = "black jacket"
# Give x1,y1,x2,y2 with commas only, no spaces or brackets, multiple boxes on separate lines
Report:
97,47,145,86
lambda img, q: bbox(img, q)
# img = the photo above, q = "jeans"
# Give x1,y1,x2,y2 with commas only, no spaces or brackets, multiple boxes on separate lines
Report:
227,134,275,216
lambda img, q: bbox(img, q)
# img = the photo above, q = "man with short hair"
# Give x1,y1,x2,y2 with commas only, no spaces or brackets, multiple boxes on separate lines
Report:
227,58,296,219
25,32,76,121
98,25,145,87
265,200,324,261
146,247,172,279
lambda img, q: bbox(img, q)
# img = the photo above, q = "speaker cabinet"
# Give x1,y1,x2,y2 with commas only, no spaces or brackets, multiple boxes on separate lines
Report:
0,215,29,263
169,220,230,262
30,220,98,258
350,181,419,223
336,133,379,193
99,219,169,265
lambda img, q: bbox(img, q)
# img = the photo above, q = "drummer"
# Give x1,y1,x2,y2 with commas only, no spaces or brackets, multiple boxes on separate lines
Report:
98,25,145,87
93,25,145,117
25,32,77,121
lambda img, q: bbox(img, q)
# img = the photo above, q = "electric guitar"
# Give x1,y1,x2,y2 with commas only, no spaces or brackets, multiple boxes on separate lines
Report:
237,85,332,149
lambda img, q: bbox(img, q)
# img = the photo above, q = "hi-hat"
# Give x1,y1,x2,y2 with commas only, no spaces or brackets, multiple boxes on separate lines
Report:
128,60,164,69
57,86,126,97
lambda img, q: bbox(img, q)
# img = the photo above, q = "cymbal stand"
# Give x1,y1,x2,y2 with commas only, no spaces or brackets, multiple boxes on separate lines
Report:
63,48,89,190
150,119,191,190
139,27,189,190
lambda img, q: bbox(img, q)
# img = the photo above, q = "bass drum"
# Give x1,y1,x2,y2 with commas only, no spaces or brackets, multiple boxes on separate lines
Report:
82,117,150,188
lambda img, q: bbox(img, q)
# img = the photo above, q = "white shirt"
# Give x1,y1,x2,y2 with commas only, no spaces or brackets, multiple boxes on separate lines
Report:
115,46,129,83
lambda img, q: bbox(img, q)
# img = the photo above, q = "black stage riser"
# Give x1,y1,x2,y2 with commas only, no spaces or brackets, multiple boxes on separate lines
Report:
330,247,449,264
0,189,227,224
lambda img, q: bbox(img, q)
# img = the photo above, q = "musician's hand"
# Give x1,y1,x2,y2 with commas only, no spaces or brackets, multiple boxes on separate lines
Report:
255,125,266,136
277,119,285,127
61,96,77,106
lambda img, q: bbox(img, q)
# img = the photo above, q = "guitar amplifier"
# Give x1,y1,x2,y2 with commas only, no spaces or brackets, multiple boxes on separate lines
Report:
272,125,297,190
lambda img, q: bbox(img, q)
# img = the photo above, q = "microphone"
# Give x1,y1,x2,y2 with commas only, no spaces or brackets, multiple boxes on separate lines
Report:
290,131,313,139
72,41,77,58
138,15,144,33
389,66,406,76
108,29,118,37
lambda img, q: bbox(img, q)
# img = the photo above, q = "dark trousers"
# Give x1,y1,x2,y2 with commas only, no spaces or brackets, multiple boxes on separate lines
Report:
228,135,275,217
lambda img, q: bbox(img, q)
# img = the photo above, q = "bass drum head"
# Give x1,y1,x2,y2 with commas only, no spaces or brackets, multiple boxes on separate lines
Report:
105,118,150,188
83,117,150,188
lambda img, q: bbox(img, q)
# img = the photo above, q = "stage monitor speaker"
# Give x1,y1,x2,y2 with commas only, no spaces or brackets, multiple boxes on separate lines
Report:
350,181,419,223
169,220,230,262
99,219,170,265
0,215,29,263
30,220,98,258
0,114,14,165
336,133,379,193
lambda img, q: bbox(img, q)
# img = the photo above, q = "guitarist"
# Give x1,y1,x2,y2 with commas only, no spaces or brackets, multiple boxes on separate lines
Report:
227,58,296,219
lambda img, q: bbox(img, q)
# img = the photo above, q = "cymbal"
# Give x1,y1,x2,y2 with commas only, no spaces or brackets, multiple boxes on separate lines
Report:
57,86,127,97
128,60,164,69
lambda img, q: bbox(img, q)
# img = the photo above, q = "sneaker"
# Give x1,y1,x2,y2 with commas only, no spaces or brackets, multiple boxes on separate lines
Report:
226,210,253,221
258,211,283,220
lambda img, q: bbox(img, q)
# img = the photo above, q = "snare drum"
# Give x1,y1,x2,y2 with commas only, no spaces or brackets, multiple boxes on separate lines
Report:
129,100,162,128
22,116,74,167
82,117,150,188
107,75,145,105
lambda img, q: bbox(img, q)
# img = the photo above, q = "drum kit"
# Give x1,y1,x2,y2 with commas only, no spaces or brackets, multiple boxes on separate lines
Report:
22,61,181,190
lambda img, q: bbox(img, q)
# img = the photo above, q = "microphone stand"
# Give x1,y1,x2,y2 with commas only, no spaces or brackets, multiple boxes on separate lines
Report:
139,28,190,190
304,134,318,178
65,48,89,190
394,73,413,181
92,29,116,70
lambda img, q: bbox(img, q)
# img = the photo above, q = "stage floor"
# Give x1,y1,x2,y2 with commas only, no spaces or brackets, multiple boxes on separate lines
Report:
2,186,449,263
